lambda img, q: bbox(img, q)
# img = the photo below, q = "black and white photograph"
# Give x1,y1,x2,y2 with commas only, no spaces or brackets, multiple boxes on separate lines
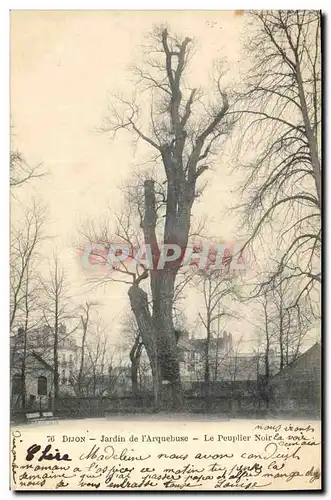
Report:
9,10,322,491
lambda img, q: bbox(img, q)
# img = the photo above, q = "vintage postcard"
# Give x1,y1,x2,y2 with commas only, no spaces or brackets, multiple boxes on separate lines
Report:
10,10,322,491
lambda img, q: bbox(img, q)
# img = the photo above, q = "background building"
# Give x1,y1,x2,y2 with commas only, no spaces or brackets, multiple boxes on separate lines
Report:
11,323,80,400
11,349,54,413
269,343,321,417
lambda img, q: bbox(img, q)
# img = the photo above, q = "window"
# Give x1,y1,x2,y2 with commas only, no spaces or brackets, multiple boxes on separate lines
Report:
37,376,47,396
12,374,23,395
61,369,66,385
186,351,200,372
69,354,73,364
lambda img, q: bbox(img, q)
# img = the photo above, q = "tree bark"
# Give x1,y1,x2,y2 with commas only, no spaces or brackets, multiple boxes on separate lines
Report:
151,268,183,409
141,178,185,410
128,284,161,410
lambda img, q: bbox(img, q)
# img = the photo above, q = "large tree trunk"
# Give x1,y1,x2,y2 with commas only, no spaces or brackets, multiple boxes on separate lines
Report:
151,268,183,410
128,284,161,410
141,179,185,410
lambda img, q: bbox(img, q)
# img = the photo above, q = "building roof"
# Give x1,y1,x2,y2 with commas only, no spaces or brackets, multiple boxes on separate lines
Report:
11,348,54,373
30,351,54,372
271,342,321,380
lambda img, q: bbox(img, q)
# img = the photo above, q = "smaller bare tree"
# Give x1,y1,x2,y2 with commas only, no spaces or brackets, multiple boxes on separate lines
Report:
194,267,238,409
77,301,98,396
40,253,79,409
10,201,47,409
10,201,46,329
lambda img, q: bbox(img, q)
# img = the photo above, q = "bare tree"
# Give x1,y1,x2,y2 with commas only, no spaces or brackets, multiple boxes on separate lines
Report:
77,301,98,396
194,268,238,409
10,260,45,409
252,274,312,380
269,275,312,369
10,201,46,329
81,26,234,409
71,316,116,398
19,262,45,408
235,11,321,312
40,253,78,408
10,201,48,409
220,337,259,414
10,133,48,411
